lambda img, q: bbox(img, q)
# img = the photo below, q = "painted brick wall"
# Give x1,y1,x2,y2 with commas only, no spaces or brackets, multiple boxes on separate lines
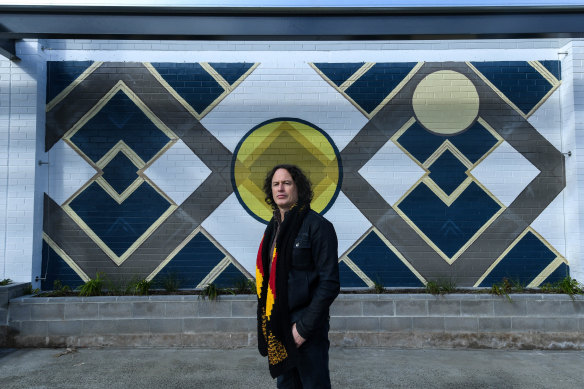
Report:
2,38,583,289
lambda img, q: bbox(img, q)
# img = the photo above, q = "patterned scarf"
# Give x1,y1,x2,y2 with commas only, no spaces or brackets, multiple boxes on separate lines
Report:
256,204,309,378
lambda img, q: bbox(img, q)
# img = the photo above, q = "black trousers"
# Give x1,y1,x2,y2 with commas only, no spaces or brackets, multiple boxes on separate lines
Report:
276,323,331,389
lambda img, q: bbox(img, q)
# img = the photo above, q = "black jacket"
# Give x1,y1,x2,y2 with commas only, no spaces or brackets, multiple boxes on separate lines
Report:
287,209,340,339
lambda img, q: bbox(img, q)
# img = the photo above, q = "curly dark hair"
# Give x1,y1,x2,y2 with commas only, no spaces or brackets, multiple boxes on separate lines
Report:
263,164,313,210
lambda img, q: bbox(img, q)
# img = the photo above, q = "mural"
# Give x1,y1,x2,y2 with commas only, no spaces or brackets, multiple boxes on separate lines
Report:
42,59,568,290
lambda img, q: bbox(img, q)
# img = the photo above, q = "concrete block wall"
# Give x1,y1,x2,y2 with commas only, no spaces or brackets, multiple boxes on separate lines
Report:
5,294,584,349
2,38,584,291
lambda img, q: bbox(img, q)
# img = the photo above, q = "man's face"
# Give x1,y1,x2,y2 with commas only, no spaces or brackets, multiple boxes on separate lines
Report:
271,168,299,213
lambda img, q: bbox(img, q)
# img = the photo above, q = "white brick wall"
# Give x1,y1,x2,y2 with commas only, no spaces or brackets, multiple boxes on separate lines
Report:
0,40,45,282
2,37,584,282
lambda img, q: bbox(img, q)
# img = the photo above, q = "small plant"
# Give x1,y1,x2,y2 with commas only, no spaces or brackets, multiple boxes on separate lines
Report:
489,278,515,301
160,272,181,293
425,279,457,295
200,283,220,300
233,277,255,294
373,280,384,294
50,280,71,297
78,272,105,297
541,276,584,300
0,278,13,286
23,283,40,295
131,279,152,296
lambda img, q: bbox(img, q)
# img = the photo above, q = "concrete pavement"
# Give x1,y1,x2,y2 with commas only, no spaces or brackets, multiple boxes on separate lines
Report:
1,347,583,388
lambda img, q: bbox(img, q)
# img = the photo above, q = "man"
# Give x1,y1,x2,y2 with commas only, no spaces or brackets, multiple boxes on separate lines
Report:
256,164,340,389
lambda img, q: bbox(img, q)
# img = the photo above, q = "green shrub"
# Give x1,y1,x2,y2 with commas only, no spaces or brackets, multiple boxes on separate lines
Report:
78,273,105,296
425,279,457,295
541,276,584,300
0,278,13,286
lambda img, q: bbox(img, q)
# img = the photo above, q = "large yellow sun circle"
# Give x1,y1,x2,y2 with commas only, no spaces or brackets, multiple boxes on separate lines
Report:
412,70,480,135
232,118,342,223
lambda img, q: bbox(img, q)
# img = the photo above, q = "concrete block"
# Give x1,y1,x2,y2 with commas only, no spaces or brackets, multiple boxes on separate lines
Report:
478,317,512,332
149,319,182,334
330,300,362,316
164,302,198,318
99,303,132,319
444,317,479,332
331,317,379,332
48,320,83,336
115,319,150,334
197,301,231,317
413,317,444,332
460,300,494,316
64,303,99,320
428,300,460,316
526,300,570,316
231,300,256,317
82,320,117,335
511,317,546,332
362,301,395,317
183,318,216,332
30,303,64,320
542,318,580,332
215,317,256,332
132,302,165,318
395,300,427,316
19,320,48,336
7,303,30,321
493,299,527,316
379,317,412,332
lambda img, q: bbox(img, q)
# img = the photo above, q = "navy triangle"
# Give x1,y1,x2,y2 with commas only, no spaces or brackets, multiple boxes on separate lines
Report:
348,232,424,287
542,263,569,285
46,61,94,104
538,60,562,81
313,62,365,87
208,62,255,86
339,260,368,288
41,239,85,291
345,62,418,114
213,263,249,288
151,232,225,289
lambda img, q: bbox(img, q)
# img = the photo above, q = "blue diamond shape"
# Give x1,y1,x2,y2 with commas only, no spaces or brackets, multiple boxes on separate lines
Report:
102,152,138,195
428,150,468,195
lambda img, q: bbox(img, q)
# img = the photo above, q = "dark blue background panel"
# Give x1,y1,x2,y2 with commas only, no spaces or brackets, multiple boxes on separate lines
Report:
46,61,94,104
41,240,85,291
471,61,556,115
150,62,224,114
69,182,171,256
312,62,365,87
70,90,170,163
539,60,562,81
478,231,557,287
428,150,468,195
449,121,498,164
347,232,424,287
339,260,368,288
345,62,418,114
212,263,249,288
151,232,226,289
208,62,254,86
398,182,501,258
397,121,446,164
101,152,139,194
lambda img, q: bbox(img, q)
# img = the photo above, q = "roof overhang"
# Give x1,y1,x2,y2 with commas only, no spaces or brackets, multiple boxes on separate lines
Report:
1,4,584,59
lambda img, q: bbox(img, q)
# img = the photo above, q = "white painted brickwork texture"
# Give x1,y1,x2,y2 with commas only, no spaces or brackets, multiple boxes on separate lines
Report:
1,38,583,283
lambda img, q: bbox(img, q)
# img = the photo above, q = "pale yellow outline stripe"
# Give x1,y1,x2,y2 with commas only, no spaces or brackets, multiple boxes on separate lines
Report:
42,232,90,282
196,257,232,289
46,61,104,112
340,255,375,288
339,62,375,92
528,256,566,288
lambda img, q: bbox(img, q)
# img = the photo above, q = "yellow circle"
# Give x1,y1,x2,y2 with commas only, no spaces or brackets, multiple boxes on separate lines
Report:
233,119,341,223
412,70,479,135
